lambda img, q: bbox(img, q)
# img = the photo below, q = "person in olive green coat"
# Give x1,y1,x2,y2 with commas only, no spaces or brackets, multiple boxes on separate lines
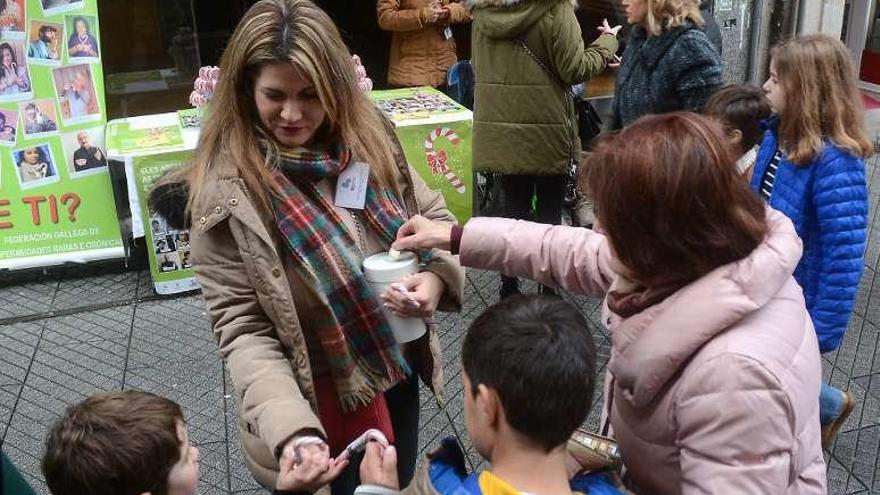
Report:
467,0,619,298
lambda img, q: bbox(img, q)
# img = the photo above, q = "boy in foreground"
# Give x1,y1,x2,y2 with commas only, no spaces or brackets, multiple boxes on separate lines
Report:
42,390,346,495
355,295,617,495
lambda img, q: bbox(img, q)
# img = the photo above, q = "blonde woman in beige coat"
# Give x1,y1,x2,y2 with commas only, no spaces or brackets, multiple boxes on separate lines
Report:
151,1,463,493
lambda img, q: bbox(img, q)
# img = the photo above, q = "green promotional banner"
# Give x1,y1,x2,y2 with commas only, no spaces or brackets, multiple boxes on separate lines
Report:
368,87,473,223
0,0,123,269
132,151,198,295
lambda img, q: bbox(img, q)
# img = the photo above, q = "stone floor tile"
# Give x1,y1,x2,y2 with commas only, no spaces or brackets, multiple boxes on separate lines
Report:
124,359,226,445
39,306,134,347
197,440,234,494
50,269,139,312
26,340,127,400
826,457,870,494
0,321,42,385
853,267,874,318
0,279,57,321
0,382,21,439
127,297,217,368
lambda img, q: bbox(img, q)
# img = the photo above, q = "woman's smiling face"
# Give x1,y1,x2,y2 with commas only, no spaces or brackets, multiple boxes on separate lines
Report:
252,62,327,148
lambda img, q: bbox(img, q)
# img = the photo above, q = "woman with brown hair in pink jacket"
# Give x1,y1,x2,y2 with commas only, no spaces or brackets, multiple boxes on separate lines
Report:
392,112,826,494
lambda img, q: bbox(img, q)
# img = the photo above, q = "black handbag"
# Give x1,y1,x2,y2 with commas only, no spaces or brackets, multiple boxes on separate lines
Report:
575,97,603,143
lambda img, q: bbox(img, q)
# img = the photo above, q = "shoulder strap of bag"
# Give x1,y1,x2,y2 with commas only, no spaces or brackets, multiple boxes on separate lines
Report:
515,37,569,93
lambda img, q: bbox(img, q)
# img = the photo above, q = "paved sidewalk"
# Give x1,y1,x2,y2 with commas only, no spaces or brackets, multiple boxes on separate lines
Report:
1,153,878,494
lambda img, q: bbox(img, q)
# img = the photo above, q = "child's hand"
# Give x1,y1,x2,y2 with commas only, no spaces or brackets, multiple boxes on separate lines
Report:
359,441,399,489
276,441,350,492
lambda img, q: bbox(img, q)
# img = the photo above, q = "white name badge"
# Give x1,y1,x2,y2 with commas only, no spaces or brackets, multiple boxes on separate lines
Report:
443,26,453,40
335,161,370,209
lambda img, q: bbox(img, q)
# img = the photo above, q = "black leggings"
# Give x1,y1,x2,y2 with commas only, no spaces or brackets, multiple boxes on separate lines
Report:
498,174,566,225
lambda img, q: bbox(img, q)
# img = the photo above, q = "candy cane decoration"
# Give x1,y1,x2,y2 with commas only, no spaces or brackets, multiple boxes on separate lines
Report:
424,128,466,194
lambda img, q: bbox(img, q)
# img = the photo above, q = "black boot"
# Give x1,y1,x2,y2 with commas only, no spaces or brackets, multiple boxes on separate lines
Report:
499,276,521,300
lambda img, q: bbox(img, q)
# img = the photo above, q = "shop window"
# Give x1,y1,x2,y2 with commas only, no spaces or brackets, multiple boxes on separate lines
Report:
98,0,250,119
860,1,880,85
578,1,627,98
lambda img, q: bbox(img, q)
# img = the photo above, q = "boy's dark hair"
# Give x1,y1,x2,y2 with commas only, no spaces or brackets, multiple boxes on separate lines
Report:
703,84,772,152
42,390,184,495
462,295,597,452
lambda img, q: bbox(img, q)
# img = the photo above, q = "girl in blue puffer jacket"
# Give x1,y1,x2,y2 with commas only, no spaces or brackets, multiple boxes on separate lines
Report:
753,34,873,448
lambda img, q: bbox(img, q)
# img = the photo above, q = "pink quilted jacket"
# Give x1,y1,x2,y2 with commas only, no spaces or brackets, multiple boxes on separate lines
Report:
459,209,826,495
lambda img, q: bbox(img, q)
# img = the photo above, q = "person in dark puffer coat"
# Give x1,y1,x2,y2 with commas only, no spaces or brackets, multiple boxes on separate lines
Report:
611,0,722,129
753,34,873,448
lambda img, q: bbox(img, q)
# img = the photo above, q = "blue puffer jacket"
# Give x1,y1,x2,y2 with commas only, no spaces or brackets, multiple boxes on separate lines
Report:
750,116,868,353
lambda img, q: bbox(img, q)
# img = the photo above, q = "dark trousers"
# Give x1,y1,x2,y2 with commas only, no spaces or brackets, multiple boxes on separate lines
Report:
498,174,566,224
497,174,565,294
330,374,420,494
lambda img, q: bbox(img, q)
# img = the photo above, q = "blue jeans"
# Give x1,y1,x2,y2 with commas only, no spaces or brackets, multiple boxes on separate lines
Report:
819,383,846,426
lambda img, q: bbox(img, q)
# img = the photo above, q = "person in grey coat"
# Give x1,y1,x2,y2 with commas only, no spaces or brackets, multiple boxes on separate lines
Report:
612,0,722,129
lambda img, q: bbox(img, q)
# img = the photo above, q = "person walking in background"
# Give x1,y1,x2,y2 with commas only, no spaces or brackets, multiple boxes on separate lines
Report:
754,34,873,448
468,0,619,299
378,0,469,89
611,0,722,129
149,1,463,492
393,113,826,494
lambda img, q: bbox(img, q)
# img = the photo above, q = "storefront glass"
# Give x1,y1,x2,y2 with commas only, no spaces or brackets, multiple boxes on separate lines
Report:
99,0,250,119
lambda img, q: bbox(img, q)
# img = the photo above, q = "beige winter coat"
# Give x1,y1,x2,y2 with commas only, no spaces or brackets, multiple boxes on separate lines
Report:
378,0,470,87
188,143,464,488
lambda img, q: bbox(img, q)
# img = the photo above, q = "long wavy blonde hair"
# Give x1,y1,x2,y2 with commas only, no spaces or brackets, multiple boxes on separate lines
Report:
641,0,704,36
772,35,873,165
185,0,396,214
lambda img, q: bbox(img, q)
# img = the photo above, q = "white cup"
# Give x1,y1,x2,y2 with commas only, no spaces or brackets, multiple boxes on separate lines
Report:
363,251,427,343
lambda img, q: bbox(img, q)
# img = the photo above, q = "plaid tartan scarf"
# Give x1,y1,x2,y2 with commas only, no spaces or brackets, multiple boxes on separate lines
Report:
269,143,411,411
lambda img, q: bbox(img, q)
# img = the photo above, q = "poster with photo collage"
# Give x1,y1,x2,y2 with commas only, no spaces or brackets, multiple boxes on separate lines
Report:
0,0,123,269
132,150,199,295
